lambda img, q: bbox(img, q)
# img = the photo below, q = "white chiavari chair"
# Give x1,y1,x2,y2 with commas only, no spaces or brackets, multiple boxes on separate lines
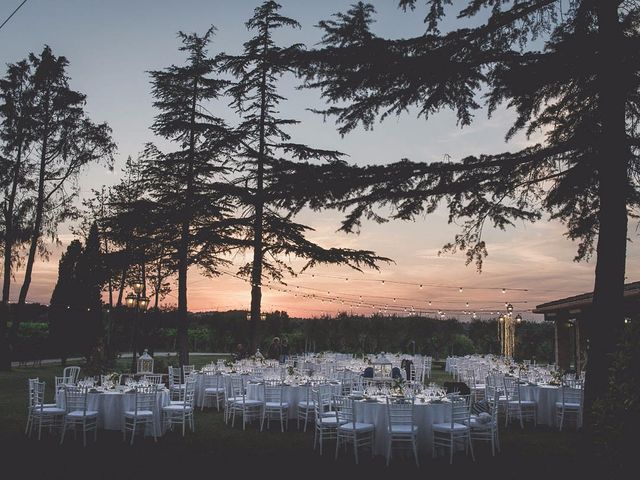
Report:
229,375,263,431
432,394,474,464
334,395,375,464
123,384,158,444
162,374,197,436
469,390,500,456
312,386,342,455
504,376,537,428
201,372,225,411
555,383,583,431
261,381,289,432
385,397,419,467
60,385,98,446
27,379,65,440
297,383,316,432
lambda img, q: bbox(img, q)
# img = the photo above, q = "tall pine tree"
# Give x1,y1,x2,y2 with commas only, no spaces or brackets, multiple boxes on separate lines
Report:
12,46,115,346
0,59,35,370
220,1,389,352
143,27,238,366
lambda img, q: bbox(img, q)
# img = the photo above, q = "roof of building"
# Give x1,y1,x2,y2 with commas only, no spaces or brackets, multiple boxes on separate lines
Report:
533,281,640,315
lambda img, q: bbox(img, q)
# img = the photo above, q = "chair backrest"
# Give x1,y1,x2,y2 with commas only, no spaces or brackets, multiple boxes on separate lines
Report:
62,366,81,385
333,395,355,425
503,376,519,401
64,385,89,414
182,365,195,378
168,366,181,387
202,372,221,391
133,384,157,414
227,375,245,400
143,374,164,385
561,385,583,407
263,383,284,405
182,375,197,408
386,397,414,433
28,378,41,409
448,393,471,427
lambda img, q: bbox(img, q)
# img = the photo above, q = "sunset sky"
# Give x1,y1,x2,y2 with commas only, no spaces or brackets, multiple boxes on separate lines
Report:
2,0,639,319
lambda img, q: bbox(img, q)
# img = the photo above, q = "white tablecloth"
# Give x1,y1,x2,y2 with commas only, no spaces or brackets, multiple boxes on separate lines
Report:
56,389,170,435
246,383,342,419
519,385,581,427
353,400,450,456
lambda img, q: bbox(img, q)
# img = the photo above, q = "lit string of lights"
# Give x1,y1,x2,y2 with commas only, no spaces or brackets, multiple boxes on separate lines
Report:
217,270,536,318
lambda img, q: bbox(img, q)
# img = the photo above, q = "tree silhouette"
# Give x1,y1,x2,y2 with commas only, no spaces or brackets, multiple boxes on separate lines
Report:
220,1,390,352
292,0,639,432
12,46,115,345
0,59,35,370
143,27,239,366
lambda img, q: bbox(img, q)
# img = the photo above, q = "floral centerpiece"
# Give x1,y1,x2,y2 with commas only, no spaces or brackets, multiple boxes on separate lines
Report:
391,377,406,396
549,370,563,386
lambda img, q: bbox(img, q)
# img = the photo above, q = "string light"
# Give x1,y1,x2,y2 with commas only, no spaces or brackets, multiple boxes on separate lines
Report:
216,269,537,317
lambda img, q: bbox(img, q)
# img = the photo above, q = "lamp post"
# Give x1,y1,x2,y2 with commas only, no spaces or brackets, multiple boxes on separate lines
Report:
125,281,149,373
498,304,520,358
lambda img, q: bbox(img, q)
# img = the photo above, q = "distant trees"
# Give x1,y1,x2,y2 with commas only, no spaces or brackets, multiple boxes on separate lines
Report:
0,46,115,370
49,223,106,367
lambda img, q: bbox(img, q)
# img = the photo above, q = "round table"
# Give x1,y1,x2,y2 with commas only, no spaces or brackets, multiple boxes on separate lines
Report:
56,388,170,435
353,399,450,456
519,384,581,427
246,383,342,419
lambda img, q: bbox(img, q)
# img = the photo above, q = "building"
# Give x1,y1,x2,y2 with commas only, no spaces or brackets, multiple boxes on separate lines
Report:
533,281,640,373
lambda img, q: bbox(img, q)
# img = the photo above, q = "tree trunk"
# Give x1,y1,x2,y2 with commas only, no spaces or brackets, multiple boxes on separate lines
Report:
12,117,49,343
248,34,270,354
583,0,628,434
0,140,25,371
176,73,199,367
116,261,128,307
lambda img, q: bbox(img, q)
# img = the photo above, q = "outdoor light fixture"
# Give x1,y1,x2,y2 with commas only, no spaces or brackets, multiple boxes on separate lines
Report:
125,281,150,373
133,281,144,295
246,311,268,321
515,314,523,323
506,303,514,314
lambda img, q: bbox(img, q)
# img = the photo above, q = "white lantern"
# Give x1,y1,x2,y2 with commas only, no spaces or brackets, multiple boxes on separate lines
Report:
137,349,154,374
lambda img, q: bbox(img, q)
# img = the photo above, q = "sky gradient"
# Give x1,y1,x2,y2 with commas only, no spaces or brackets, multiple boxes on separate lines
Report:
2,0,639,319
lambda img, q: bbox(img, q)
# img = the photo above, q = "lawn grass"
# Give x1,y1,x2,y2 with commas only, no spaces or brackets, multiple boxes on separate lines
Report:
0,361,613,479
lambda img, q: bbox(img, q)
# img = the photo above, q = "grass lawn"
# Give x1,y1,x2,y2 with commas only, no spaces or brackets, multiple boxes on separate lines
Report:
0,360,612,479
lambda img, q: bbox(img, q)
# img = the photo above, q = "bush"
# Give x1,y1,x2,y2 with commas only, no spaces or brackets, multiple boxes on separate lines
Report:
592,320,640,469
450,333,475,356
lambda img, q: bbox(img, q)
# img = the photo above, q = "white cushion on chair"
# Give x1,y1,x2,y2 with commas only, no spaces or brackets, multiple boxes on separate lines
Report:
317,416,341,426
124,410,153,417
265,402,289,408
162,404,192,412
390,424,418,434
338,422,374,433
298,400,316,408
433,422,469,432
555,402,581,409
33,407,65,415
67,410,98,417
509,400,536,405
234,399,263,406
204,387,225,393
